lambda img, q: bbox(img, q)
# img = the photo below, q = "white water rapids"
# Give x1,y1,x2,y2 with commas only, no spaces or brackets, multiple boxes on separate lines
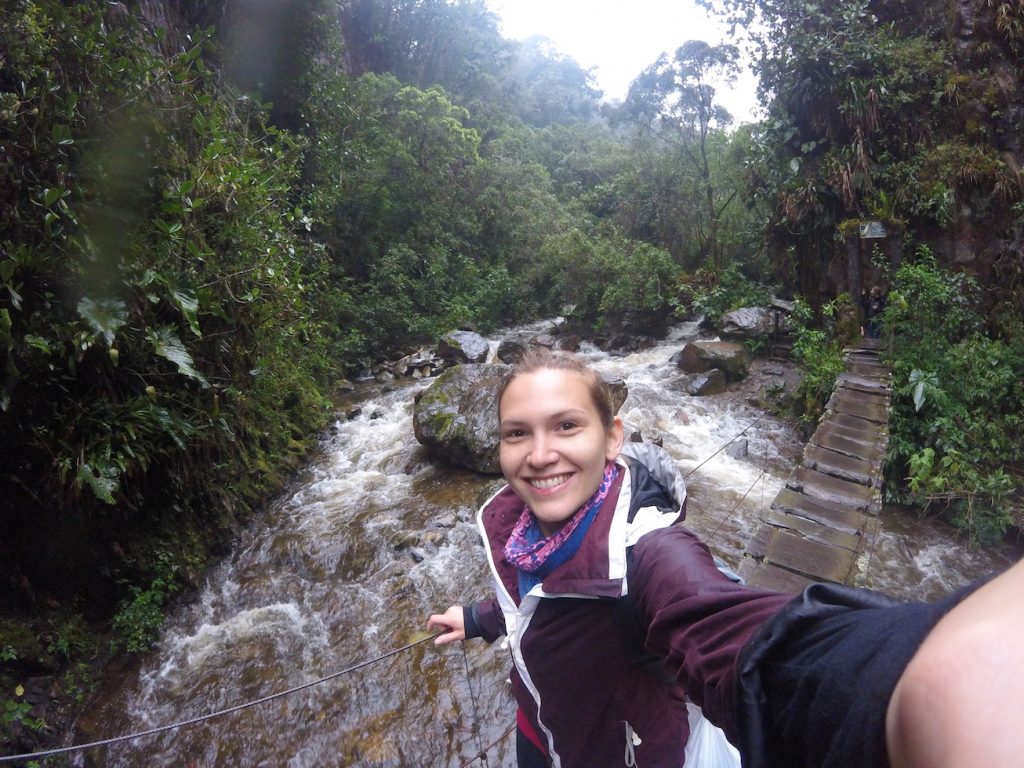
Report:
79,321,1016,767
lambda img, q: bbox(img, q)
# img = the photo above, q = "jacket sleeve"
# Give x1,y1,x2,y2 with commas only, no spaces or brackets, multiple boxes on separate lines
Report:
628,525,792,746
463,598,506,643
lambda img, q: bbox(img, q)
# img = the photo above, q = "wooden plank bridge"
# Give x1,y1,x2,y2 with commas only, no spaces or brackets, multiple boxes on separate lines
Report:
739,339,892,592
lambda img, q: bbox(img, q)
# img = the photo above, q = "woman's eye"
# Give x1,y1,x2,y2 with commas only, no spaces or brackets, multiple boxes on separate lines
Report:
557,421,578,432
502,429,526,440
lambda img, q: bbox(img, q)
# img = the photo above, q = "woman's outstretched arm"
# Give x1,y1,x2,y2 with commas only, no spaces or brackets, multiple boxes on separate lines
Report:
886,557,1024,768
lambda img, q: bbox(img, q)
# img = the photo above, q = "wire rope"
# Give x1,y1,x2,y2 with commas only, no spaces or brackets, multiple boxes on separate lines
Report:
457,724,516,768
0,633,440,764
683,417,764,480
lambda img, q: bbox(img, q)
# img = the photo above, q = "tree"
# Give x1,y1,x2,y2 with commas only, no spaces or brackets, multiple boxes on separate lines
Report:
619,41,740,269
509,36,603,127
336,0,515,117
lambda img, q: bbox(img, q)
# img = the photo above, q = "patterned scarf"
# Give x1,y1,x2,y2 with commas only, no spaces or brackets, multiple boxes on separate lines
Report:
504,462,619,595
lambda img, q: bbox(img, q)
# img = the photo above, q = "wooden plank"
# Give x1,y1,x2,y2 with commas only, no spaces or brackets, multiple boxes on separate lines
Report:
787,467,878,512
814,421,885,449
803,444,876,486
763,507,864,551
770,488,871,534
827,392,889,424
763,529,857,583
830,412,886,433
811,430,881,462
836,372,891,393
738,557,813,594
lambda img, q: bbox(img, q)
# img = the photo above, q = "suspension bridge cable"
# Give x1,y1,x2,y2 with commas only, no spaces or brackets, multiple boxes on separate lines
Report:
0,633,441,764
683,417,764,480
707,464,769,545
460,642,488,766
759,430,770,520
457,723,517,768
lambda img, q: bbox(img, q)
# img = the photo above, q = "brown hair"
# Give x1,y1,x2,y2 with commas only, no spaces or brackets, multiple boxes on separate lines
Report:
497,348,615,428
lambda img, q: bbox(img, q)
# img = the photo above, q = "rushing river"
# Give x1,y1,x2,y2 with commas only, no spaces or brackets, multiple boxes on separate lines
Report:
79,321,1017,767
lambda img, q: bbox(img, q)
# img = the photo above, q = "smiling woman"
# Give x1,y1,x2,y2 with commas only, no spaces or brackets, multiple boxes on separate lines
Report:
428,348,788,766
426,348,1023,768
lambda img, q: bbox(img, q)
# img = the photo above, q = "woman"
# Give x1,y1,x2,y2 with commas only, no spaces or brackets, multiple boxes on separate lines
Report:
428,349,1023,767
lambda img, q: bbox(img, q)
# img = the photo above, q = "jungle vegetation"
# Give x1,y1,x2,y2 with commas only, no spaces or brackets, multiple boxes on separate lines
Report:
1,0,1022,749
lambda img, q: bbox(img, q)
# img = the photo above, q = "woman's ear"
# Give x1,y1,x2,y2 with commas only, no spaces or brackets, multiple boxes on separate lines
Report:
606,415,625,460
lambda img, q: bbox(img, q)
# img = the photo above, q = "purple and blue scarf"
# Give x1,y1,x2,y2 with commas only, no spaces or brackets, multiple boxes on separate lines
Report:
504,461,619,595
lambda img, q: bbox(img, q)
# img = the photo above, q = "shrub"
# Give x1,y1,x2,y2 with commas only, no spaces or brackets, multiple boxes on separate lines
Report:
788,297,845,428
111,551,180,653
679,265,774,324
885,247,1024,540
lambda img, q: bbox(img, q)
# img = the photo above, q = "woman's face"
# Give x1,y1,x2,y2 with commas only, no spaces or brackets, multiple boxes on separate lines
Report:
498,368,623,536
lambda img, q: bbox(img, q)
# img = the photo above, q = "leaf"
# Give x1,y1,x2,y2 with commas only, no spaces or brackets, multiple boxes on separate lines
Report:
171,288,202,337
77,463,118,505
51,124,74,145
913,380,926,411
148,327,209,387
78,297,127,346
23,335,52,354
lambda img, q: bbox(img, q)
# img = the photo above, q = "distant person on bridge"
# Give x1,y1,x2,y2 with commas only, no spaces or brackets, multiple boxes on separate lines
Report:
428,348,1022,768
862,284,887,339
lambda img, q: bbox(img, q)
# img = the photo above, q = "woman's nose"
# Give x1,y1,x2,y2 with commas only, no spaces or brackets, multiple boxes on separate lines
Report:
527,435,556,466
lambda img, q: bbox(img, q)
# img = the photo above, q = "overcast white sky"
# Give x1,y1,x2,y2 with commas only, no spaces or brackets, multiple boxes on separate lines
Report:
486,0,761,123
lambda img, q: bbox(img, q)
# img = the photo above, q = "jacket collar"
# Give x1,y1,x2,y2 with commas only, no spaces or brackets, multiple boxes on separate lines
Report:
479,445,687,601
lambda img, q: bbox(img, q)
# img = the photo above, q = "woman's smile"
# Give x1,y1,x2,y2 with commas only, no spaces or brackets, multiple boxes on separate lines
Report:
528,473,573,491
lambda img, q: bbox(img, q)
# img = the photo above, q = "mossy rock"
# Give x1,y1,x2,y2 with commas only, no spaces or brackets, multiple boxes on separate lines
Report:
674,341,751,382
413,363,511,474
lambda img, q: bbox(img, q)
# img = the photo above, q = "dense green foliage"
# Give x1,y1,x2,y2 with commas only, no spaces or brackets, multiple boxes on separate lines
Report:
787,297,847,428
678,264,774,325
1,4,329,601
884,249,1024,539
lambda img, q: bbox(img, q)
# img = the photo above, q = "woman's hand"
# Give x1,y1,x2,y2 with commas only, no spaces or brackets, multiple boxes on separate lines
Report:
427,605,466,645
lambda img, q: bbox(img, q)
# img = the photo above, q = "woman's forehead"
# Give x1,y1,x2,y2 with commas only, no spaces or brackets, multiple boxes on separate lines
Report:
499,368,595,417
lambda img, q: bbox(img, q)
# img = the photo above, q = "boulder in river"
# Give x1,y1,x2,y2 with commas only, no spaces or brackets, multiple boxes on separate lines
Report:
675,369,728,396
413,363,510,473
725,437,749,459
673,341,751,382
496,332,581,364
718,307,777,340
604,333,657,353
496,334,530,364
436,329,490,365
392,347,442,377
413,363,629,473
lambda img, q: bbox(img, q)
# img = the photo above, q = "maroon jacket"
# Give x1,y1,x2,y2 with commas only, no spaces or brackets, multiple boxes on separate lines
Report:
465,444,792,767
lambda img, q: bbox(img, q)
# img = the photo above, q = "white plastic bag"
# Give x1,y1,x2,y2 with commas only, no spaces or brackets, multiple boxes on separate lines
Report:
683,702,741,768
